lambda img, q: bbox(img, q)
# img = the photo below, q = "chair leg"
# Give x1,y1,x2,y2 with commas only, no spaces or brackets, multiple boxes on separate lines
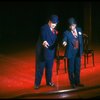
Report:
84,55,86,68
64,59,66,73
92,53,95,67
87,54,88,64
56,60,60,75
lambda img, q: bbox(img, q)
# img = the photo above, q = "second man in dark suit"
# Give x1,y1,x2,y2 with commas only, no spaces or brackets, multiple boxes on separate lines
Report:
62,17,84,88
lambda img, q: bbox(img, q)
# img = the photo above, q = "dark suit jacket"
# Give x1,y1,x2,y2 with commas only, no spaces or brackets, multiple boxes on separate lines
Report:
63,27,83,58
36,24,57,61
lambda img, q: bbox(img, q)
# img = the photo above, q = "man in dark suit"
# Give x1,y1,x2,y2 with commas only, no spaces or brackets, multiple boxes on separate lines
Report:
62,17,84,88
34,15,59,89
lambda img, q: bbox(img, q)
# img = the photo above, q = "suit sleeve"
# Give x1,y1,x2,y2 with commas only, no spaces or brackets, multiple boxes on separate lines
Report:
78,27,84,54
81,28,84,53
40,27,47,43
62,31,68,43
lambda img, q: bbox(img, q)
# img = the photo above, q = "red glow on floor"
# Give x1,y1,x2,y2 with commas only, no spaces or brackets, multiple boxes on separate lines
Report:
0,47,100,98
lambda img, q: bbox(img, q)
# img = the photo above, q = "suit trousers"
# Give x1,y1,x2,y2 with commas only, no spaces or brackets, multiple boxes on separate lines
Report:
67,49,81,85
35,58,54,86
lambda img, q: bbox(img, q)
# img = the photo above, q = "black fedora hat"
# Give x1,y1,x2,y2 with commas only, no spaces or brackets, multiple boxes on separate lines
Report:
68,17,77,26
49,15,59,23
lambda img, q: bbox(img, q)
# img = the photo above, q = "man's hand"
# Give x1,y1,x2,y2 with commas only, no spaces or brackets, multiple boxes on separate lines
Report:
43,41,50,48
63,41,67,47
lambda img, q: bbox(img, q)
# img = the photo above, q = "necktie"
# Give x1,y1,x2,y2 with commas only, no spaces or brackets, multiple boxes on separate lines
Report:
73,30,77,38
52,29,55,34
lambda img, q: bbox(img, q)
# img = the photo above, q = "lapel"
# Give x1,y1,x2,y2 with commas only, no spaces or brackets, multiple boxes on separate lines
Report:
47,25,57,43
76,28,82,43
69,28,80,45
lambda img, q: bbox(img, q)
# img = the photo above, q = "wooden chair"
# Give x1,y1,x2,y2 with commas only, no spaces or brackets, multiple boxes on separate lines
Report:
55,43,67,75
83,34,95,68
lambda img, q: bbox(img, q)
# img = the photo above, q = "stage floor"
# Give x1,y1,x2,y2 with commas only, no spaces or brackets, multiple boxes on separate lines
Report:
0,43,100,98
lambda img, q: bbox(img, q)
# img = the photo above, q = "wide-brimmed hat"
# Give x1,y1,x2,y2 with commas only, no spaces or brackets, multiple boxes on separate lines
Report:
68,17,77,26
49,15,59,23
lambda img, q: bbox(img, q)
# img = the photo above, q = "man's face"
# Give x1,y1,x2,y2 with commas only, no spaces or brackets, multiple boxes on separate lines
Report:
69,24,76,31
49,21,57,29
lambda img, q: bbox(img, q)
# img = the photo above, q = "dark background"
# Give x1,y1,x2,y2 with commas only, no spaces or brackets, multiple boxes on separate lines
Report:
0,1,100,52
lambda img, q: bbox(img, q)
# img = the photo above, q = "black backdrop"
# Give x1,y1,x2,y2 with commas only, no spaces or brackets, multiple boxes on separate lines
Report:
0,1,84,44
0,1,100,47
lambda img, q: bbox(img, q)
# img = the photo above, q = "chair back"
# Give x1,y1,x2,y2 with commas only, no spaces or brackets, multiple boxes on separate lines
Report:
83,34,89,51
55,43,60,59
55,43,66,59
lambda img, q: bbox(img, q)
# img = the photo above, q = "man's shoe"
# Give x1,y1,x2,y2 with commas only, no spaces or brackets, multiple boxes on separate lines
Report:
34,85,40,89
70,84,76,88
76,84,84,87
47,82,55,87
